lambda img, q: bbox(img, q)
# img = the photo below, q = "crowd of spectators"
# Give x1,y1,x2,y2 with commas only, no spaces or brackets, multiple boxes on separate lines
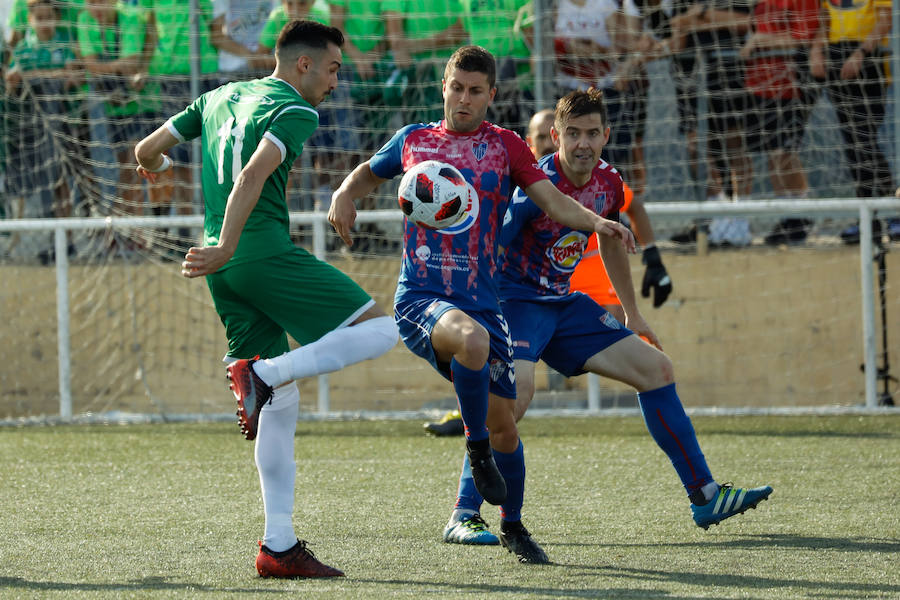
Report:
1,0,898,259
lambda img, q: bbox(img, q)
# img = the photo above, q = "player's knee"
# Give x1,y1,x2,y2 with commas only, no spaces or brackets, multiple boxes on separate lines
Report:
457,326,490,366
634,349,675,391
657,353,675,385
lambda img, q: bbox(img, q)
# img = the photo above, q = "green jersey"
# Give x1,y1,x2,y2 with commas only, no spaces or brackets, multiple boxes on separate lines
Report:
326,0,384,54
8,0,84,39
10,27,77,72
460,0,530,60
258,3,331,50
140,0,219,75
76,5,149,117
167,77,319,268
380,0,463,61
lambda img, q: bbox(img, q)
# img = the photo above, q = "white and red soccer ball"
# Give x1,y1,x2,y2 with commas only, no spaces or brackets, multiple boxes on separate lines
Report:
398,160,472,230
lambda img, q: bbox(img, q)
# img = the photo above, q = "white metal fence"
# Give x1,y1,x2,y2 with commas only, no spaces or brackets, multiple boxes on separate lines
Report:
1,197,898,422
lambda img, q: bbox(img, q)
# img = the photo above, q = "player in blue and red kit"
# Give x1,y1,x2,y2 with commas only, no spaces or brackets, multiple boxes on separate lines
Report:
442,89,774,558
329,46,635,564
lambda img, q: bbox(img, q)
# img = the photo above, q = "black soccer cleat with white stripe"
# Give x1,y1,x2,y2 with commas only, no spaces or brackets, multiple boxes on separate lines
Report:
499,520,550,564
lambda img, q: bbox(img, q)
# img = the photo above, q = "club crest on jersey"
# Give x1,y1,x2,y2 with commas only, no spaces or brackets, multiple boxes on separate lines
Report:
600,311,622,329
229,92,274,105
436,181,481,235
546,231,588,272
593,192,607,214
472,142,488,161
489,358,515,384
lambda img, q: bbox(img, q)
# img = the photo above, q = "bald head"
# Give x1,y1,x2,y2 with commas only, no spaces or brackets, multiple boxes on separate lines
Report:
527,109,556,159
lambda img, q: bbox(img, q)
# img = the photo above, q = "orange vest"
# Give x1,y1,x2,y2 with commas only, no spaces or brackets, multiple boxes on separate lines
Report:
569,182,634,306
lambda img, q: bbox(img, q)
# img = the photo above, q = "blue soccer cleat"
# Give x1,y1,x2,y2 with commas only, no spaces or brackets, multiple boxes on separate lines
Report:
691,484,773,529
443,513,500,545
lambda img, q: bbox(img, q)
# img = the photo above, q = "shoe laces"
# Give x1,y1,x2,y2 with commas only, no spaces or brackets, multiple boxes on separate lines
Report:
462,514,490,532
293,539,317,560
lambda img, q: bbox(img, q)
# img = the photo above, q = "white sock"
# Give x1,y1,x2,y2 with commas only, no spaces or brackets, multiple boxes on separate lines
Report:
255,383,300,552
253,316,398,387
701,480,720,502
449,508,476,525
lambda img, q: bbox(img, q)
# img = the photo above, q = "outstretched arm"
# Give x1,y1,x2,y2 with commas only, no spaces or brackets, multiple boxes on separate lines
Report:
524,179,636,253
329,161,389,247
181,139,283,278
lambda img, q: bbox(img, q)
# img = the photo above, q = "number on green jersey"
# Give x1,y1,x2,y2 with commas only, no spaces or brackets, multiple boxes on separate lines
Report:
216,116,249,184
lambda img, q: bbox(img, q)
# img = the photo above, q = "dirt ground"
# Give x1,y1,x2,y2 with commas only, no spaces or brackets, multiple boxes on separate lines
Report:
2,244,897,419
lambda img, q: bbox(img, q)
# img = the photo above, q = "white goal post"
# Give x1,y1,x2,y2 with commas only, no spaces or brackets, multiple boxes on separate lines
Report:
1,197,897,422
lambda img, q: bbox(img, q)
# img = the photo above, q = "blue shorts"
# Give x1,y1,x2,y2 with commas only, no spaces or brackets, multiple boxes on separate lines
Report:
502,294,633,377
394,295,517,399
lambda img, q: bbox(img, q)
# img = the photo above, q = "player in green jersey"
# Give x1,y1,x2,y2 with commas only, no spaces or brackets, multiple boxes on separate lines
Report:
134,20,398,579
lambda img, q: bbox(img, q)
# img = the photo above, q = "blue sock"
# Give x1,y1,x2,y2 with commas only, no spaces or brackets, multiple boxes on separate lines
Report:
450,358,490,442
454,453,483,513
495,440,525,522
637,383,713,496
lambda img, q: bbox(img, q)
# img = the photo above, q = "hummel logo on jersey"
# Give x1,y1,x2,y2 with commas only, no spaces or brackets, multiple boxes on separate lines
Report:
411,146,440,153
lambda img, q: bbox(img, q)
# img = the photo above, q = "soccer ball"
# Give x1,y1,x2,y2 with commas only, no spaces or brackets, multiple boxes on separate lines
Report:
398,160,470,230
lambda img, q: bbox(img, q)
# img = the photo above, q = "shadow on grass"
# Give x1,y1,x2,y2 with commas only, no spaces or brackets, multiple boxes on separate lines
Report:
551,564,900,598
355,578,720,599
553,533,900,554
0,576,277,594
0,575,749,599
724,430,898,439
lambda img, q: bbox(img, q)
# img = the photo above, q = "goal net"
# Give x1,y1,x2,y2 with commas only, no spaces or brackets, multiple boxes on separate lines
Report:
1,1,898,421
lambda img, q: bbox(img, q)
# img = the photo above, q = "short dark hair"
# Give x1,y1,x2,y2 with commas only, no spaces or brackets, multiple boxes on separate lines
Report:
275,20,344,61
555,88,608,130
444,45,496,89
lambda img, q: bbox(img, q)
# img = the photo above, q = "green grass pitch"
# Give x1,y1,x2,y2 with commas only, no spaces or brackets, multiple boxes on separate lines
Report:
3,414,898,599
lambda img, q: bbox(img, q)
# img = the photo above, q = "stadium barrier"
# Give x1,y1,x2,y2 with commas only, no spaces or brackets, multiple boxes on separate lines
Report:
1,198,898,423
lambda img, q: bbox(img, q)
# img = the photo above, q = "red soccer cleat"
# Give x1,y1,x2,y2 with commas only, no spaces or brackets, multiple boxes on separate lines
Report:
255,539,345,578
226,356,273,441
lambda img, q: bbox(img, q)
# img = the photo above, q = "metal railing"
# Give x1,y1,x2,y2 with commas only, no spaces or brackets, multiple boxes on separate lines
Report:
1,197,899,418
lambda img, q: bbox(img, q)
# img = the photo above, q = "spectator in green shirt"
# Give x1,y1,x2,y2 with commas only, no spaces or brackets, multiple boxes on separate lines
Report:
138,0,221,250
460,0,532,133
383,0,467,122
258,2,362,231
4,0,83,259
6,0,85,49
257,0,330,67
78,0,155,224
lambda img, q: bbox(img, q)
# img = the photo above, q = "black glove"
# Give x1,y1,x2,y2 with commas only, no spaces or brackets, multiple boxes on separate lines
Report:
641,245,672,308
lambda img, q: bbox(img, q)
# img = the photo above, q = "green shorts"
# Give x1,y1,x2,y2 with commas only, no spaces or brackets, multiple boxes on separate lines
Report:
206,247,374,360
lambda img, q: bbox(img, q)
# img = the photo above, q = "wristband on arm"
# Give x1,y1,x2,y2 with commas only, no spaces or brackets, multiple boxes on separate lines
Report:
146,155,173,173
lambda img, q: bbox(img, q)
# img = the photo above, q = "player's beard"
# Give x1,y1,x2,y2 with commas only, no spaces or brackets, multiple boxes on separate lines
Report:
447,107,485,133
